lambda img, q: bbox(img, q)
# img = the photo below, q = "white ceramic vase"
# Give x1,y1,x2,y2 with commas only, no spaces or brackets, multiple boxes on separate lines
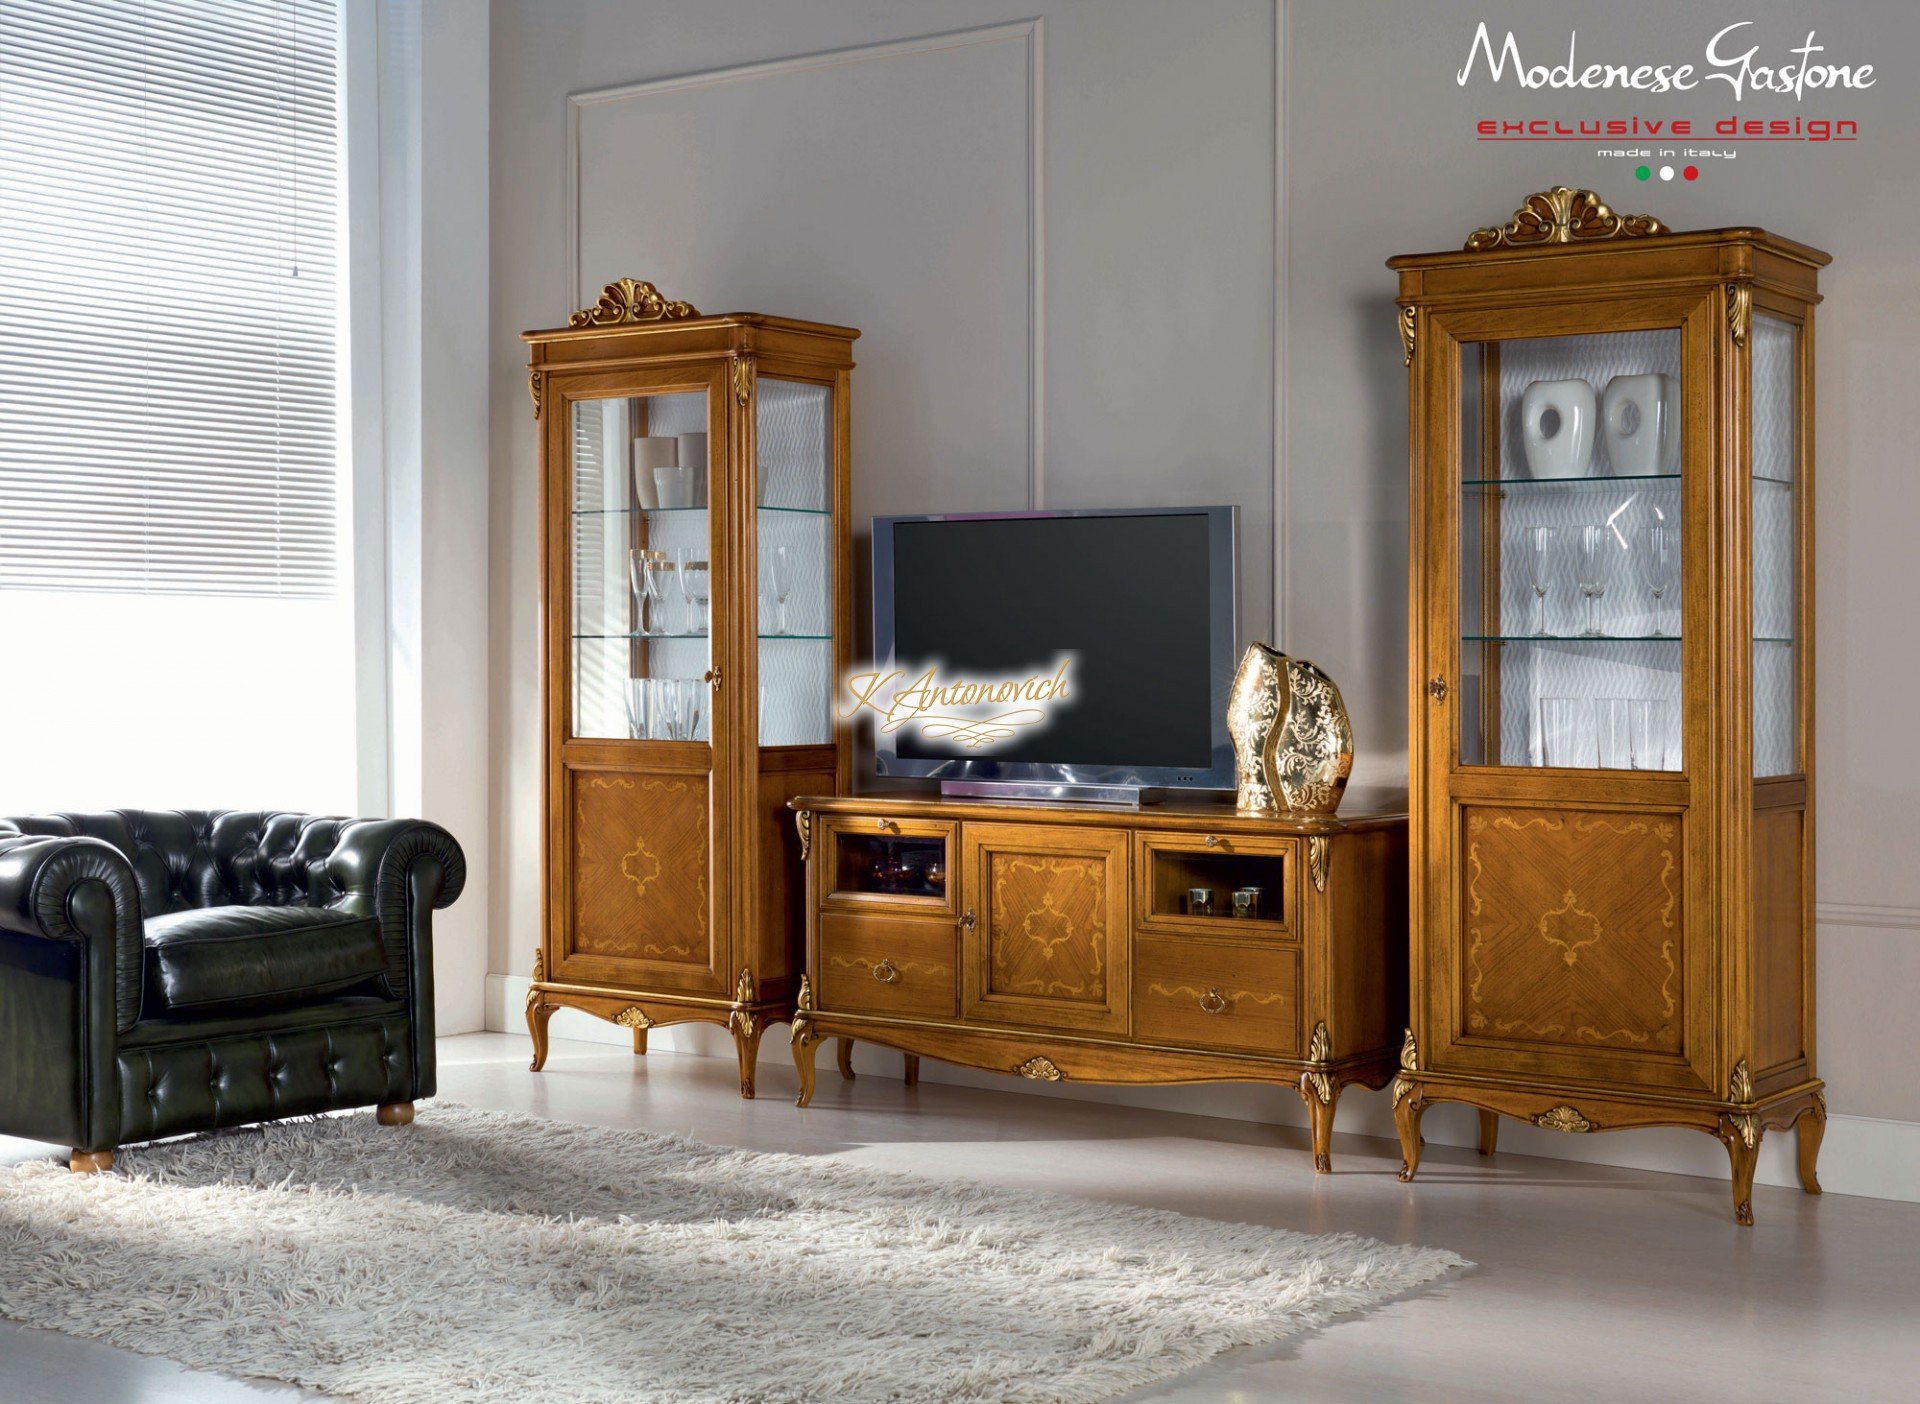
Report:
1520,378,1597,479
1601,373,1679,476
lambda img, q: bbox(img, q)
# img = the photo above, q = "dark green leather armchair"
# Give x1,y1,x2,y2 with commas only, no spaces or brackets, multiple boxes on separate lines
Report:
0,809,463,1171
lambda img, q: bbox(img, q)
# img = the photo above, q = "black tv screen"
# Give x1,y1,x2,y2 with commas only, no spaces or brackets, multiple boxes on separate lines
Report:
872,508,1237,791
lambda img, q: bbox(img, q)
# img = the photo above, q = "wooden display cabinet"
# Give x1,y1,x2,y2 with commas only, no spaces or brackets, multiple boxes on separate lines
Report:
789,793,1409,1174
522,279,856,1097
1391,190,1826,1222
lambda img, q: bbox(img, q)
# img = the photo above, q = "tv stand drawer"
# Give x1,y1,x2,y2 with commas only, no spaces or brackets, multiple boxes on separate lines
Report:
818,912,958,1018
1132,936,1299,1056
819,815,956,915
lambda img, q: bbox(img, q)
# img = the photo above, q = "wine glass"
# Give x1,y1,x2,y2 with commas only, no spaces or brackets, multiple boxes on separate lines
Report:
677,550,710,636
766,545,796,635
1524,527,1558,636
1573,524,1616,637
641,552,674,635
1635,523,1677,636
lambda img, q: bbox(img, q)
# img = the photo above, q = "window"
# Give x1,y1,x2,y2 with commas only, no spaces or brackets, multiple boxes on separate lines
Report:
0,0,356,813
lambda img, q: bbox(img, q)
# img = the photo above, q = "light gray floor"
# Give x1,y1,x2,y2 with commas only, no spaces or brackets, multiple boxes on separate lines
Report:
2,1031,1913,1403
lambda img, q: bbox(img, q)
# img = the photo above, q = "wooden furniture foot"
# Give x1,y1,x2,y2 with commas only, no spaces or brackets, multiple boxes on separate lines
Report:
1298,1076,1341,1173
1721,1120,1762,1226
527,995,555,1072
836,1037,856,1081
632,1024,648,1056
1394,1090,1426,1182
69,1149,114,1174
377,1101,415,1127
903,1053,920,1087
1797,1093,1826,1195
792,1027,822,1107
1477,1108,1500,1156
731,1015,766,1099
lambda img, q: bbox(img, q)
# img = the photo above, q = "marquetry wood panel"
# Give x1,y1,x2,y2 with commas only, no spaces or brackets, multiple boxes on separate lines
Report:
1459,805,1684,1055
962,823,1129,1035
818,912,957,1019
566,768,715,982
1133,935,1299,1056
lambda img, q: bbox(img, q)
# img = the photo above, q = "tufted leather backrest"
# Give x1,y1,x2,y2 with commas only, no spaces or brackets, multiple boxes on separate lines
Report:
0,811,345,917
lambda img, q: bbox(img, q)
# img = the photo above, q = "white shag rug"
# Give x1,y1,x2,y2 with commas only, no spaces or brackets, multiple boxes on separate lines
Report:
0,1104,1467,1403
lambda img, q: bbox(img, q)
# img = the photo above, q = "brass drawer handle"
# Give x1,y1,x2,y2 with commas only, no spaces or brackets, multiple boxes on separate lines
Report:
873,958,900,984
1204,834,1219,848
960,908,977,932
874,818,897,833
1429,674,1447,702
1199,987,1229,1015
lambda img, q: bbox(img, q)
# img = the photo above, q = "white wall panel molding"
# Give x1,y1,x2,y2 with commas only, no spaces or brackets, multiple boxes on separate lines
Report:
564,20,1046,506
1819,902,1920,932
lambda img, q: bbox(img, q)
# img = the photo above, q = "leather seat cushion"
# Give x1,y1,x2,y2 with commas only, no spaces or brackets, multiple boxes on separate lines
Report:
143,905,391,1012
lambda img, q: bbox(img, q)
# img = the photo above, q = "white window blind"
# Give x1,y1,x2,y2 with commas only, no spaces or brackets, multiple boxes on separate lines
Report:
0,0,342,597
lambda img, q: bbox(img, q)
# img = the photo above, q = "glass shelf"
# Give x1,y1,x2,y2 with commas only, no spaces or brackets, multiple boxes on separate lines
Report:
572,504,830,518
1464,634,1790,644
1461,473,1791,489
573,632,831,642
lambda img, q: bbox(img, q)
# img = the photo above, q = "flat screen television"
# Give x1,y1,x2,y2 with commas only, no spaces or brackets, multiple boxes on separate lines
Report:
870,506,1238,802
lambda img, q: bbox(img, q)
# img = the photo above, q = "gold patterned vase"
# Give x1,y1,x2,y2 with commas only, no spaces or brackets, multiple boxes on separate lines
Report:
1226,644,1355,817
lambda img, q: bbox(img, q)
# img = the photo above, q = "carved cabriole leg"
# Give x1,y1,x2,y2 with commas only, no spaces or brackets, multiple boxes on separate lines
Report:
376,1102,415,1127
1720,1117,1763,1227
1298,1077,1340,1174
1393,1089,1426,1182
903,1054,920,1088
69,1149,114,1174
1477,1109,1500,1156
526,994,556,1072
730,1016,766,1100
836,1037,857,1081
791,974,821,1107
1797,1092,1827,1195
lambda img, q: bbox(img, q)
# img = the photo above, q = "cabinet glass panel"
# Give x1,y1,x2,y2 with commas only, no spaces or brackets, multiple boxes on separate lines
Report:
1457,330,1684,770
570,390,713,741
756,377,833,745
832,833,948,900
1752,313,1799,777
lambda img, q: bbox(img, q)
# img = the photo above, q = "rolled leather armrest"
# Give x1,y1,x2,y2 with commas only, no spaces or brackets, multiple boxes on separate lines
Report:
324,819,465,1051
0,832,144,1032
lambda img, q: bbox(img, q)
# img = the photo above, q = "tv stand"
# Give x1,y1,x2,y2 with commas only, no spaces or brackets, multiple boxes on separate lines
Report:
788,791,1408,1173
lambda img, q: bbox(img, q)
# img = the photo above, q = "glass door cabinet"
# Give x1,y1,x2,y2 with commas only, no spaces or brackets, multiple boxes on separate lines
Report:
524,279,856,1097
1391,191,1826,1223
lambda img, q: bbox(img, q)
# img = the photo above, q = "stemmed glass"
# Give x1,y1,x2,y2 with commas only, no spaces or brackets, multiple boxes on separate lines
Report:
1573,524,1616,637
766,545,796,635
1635,524,1677,637
641,553,679,637
630,549,668,635
677,549,710,636
1524,527,1558,637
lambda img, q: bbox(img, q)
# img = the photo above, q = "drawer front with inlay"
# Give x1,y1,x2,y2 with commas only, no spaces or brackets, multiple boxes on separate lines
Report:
818,912,958,1019
1132,936,1299,1056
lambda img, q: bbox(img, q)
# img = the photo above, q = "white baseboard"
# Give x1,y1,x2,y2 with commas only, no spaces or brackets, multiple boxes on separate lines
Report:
486,973,1919,1205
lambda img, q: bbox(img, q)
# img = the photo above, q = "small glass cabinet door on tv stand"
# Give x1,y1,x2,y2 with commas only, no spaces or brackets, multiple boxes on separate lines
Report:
1392,191,1826,1224
523,280,856,1097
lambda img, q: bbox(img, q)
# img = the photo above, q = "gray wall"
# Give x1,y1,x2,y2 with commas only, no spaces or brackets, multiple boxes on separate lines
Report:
488,1,1920,1135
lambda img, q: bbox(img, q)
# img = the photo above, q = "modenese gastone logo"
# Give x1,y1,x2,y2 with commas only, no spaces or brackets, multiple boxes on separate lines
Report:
1456,21,1875,100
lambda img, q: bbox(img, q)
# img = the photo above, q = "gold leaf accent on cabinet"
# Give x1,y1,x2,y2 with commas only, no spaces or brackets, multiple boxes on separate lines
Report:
569,277,699,328
794,809,813,862
1534,1105,1595,1133
1013,1056,1065,1081
1391,1028,1419,1107
1303,1020,1335,1104
528,369,542,419
1727,282,1752,348
1728,1059,1761,1149
613,1006,652,1030
733,355,755,405
1308,835,1330,893
1464,186,1666,251
1398,305,1417,367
